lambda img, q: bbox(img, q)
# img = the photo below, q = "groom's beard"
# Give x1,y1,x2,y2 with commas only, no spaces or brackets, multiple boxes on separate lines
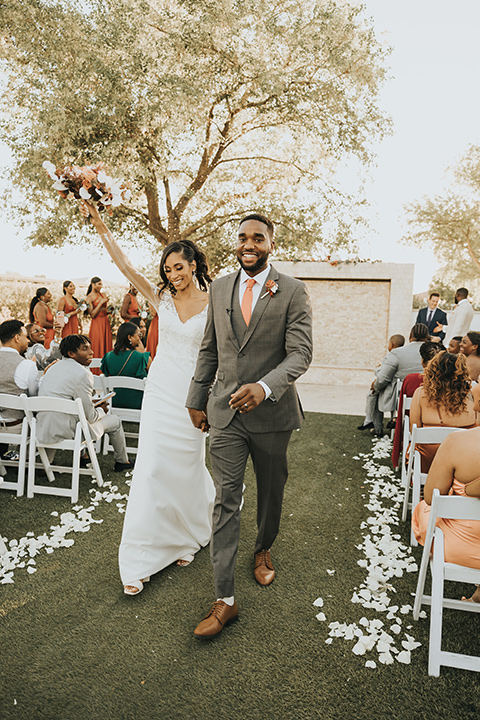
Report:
237,255,269,274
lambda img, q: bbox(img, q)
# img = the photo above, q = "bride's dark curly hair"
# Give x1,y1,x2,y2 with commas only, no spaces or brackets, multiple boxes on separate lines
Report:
158,239,212,295
422,351,471,415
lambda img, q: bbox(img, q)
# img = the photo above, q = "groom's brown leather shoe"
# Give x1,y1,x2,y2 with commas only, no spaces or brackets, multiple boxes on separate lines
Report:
193,600,239,639
254,550,275,586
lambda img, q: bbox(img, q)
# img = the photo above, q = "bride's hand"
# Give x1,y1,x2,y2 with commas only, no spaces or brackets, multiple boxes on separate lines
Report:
80,199,101,224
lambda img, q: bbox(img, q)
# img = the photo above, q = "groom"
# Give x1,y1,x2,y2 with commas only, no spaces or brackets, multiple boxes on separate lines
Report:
186,213,313,638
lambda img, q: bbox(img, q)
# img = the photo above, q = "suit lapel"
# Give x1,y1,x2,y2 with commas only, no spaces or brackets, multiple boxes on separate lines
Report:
224,271,240,350
239,266,280,352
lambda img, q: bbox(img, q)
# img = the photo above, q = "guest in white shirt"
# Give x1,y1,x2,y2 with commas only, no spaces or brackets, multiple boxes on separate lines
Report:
0,319,38,455
437,287,475,345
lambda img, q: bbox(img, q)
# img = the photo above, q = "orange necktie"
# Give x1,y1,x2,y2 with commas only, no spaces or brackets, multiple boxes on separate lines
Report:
241,278,256,325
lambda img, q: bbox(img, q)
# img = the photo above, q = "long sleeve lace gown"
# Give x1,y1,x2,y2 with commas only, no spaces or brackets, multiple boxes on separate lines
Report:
93,230,215,586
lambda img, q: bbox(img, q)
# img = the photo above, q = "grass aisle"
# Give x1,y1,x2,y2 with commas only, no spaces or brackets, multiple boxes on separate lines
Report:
1,413,479,720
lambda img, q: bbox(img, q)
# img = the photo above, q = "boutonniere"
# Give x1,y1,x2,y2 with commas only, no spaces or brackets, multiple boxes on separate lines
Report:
260,279,279,300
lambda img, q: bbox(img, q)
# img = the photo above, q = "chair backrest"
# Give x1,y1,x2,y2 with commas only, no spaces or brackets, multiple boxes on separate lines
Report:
410,423,466,446
0,392,25,412
89,358,102,369
430,488,480,523
404,396,413,411
102,376,146,392
23,395,86,422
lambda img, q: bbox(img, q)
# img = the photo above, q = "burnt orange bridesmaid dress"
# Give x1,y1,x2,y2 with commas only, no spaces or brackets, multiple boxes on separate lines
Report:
35,304,55,349
88,294,113,372
146,312,158,360
62,301,80,337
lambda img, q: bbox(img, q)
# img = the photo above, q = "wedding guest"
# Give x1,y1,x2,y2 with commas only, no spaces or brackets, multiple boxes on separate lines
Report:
391,341,444,468
130,317,148,353
358,334,405,436
57,280,82,337
37,334,132,472
409,351,478,473
25,322,62,370
101,322,151,410
447,336,462,354
412,426,480,587
86,276,112,372
369,323,429,435
459,331,480,382
145,309,158,360
120,284,141,321
0,320,38,457
29,287,55,349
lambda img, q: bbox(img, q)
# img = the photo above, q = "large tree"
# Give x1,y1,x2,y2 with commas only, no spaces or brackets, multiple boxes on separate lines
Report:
405,145,480,284
1,0,390,272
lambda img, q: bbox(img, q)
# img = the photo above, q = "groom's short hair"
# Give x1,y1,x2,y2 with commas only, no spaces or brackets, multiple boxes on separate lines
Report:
238,213,274,239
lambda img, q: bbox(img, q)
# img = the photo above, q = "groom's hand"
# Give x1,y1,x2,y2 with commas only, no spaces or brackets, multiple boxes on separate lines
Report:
229,383,266,413
188,408,209,432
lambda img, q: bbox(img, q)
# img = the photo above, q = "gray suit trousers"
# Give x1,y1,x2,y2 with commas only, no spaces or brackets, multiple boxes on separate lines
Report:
209,413,292,598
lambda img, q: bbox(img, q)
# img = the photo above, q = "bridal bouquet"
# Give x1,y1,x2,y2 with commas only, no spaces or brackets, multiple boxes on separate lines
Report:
42,161,132,214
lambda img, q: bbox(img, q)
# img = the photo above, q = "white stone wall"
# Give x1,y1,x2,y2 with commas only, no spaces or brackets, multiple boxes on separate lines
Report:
274,261,415,386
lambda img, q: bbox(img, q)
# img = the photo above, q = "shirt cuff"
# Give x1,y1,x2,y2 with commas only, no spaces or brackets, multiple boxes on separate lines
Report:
258,380,273,400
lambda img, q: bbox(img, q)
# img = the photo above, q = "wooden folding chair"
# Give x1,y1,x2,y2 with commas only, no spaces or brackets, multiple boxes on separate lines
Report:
101,376,145,456
0,393,29,496
390,377,403,439
23,396,103,504
413,489,480,675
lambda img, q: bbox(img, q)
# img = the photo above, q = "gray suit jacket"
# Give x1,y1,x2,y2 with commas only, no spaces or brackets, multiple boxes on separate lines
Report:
186,265,313,432
374,341,424,413
37,358,102,444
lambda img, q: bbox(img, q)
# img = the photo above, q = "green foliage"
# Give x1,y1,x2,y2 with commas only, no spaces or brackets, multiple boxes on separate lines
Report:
404,145,480,280
1,0,390,266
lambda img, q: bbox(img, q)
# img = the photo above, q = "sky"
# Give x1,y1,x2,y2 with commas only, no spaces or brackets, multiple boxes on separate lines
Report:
1,0,480,292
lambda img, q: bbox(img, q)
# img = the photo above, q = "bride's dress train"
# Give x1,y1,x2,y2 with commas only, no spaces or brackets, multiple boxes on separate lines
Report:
119,293,215,585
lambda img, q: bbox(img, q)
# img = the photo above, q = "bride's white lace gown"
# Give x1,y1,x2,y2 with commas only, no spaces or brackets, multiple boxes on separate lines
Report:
119,292,215,585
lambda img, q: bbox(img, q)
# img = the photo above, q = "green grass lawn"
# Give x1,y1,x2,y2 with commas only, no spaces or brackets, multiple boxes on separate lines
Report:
1,412,479,720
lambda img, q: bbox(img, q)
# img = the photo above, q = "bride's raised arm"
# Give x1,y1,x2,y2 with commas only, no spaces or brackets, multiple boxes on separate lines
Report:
80,200,159,307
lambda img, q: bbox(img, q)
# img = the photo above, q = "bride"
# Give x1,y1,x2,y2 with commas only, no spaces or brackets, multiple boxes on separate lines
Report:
80,201,215,595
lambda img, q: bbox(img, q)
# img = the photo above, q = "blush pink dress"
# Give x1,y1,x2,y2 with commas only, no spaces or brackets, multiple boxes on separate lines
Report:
412,477,480,568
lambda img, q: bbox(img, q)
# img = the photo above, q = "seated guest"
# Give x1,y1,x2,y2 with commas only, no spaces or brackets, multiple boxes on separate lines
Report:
120,284,140,321
101,322,150,410
391,341,444,468
459,331,480,381
25,323,62,370
129,316,148,353
37,334,132,472
447,336,462,354
359,324,429,437
416,292,447,343
358,334,405,436
0,319,39,456
412,426,480,597
409,351,478,473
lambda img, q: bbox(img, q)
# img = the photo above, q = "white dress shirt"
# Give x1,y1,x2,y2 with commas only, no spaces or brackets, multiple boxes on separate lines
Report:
238,265,273,400
0,347,39,396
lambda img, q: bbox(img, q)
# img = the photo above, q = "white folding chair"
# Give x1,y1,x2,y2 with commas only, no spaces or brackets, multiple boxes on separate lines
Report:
390,378,403,439
413,489,480,675
89,358,102,369
402,425,465,542
23,396,103,504
91,372,106,394
397,395,412,476
0,393,29,496
101,376,145,456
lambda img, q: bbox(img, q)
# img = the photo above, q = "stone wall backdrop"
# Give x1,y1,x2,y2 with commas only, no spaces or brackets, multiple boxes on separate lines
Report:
274,261,415,386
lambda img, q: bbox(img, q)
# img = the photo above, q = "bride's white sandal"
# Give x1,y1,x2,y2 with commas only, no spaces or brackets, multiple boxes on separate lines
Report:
124,577,150,596
176,554,194,567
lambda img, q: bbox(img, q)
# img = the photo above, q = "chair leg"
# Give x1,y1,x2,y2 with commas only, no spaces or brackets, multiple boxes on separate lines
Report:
27,420,37,498
87,439,104,488
71,426,81,504
428,528,445,677
17,425,28,497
